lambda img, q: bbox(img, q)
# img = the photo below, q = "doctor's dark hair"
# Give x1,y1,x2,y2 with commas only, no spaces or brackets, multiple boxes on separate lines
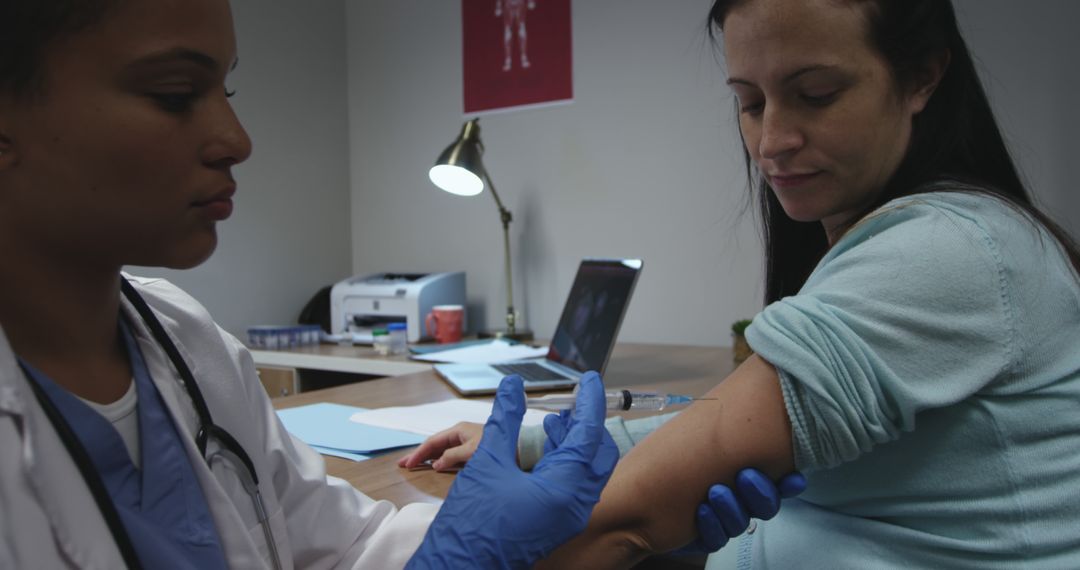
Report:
0,0,119,97
708,0,1080,304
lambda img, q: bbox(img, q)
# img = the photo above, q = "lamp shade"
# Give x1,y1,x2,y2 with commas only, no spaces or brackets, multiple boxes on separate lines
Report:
429,119,486,196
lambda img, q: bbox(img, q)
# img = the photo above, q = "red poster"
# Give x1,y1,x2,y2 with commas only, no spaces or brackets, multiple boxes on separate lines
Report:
462,0,573,114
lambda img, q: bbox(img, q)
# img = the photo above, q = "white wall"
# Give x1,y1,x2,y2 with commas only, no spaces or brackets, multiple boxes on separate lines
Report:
955,0,1080,236
345,0,1080,347
130,0,353,340
346,0,764,346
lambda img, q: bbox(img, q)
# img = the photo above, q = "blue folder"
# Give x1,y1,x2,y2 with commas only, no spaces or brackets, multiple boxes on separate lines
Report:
276,402,425,456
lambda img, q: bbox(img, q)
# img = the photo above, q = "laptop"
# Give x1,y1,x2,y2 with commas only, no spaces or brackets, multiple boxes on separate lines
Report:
435,258,643,395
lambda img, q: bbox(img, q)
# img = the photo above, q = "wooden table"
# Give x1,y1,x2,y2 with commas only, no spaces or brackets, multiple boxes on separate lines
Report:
252,343,431,378
252,343,432,397
272,343,736,507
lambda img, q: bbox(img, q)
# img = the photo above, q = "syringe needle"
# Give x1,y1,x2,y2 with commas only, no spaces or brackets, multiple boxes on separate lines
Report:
526,391,718,412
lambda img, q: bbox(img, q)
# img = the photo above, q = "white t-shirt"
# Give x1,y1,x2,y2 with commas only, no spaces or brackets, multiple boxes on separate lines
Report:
79,380,141,469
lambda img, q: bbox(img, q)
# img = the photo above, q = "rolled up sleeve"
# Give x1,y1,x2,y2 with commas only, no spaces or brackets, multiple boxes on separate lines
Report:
746,198,1015,471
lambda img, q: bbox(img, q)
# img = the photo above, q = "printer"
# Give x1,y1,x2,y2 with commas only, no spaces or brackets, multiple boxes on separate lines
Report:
330,272,466,343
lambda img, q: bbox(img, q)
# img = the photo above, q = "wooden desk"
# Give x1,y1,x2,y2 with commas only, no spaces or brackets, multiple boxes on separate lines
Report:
252,343,431,377
272,343,736,508
253,343,432,397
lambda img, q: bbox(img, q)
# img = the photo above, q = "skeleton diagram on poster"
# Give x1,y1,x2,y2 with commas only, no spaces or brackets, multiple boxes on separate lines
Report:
463,0,573,114
498,0,535,71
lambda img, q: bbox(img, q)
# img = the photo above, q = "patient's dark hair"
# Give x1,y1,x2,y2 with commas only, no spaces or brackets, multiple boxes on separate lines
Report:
0,0,119,97
708,0,1080,303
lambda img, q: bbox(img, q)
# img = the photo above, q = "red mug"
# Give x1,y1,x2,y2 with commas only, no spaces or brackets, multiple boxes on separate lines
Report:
426,305,464,344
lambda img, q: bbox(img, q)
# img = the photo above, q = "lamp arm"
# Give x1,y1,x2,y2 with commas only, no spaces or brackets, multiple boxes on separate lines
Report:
481,167,510,217
481,169,517,335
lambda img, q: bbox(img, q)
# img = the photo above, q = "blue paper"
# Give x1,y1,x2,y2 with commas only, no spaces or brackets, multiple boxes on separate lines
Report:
276,402,424,454
310,445,372,463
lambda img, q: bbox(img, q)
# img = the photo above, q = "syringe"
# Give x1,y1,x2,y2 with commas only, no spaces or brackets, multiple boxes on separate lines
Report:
526,390,709,412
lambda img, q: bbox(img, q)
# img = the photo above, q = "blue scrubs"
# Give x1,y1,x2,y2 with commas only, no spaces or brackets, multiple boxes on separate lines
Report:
21,319,228,569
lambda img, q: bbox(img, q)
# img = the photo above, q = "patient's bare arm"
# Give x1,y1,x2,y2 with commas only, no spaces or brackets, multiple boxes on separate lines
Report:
538,355,795,569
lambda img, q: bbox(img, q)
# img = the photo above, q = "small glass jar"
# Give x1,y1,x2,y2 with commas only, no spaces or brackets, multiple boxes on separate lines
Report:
372,328,391,355
386,322,408,355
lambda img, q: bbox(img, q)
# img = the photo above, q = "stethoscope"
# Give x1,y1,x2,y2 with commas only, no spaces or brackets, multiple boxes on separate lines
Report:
19,278,283,570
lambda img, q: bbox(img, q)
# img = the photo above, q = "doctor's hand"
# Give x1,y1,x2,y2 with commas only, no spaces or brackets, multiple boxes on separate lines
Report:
397,421,483,472
673,469,808,554
405,372,618,570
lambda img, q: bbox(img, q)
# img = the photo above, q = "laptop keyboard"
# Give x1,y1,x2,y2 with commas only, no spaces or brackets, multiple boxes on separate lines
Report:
493,362,573,382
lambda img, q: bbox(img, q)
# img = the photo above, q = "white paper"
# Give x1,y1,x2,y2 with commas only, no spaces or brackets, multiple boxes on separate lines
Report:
349,398,552,436
410,339,548,364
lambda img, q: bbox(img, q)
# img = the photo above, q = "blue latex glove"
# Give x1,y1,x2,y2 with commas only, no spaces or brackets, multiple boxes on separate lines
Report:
676,469,808,554
406,372,618,569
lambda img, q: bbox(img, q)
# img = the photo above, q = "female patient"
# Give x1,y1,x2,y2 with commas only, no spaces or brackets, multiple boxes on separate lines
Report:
411,0,1080,567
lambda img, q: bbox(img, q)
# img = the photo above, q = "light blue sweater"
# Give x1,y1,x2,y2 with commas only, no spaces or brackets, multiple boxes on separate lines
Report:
522,191,1080,568
732,191,1080,568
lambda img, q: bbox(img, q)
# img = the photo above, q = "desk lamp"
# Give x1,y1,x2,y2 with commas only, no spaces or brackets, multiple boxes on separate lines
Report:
429,119,533,341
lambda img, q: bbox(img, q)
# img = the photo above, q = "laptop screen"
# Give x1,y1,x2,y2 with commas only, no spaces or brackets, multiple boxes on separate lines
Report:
546,259,643,374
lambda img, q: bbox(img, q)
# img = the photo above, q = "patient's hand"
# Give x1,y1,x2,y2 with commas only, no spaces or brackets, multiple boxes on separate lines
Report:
398,421,485,471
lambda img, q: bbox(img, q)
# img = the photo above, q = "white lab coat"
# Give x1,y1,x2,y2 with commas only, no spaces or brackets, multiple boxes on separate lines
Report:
0,276,437,569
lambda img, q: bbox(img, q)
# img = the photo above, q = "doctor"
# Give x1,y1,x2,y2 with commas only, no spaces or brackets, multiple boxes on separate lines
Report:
0,0,796,568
